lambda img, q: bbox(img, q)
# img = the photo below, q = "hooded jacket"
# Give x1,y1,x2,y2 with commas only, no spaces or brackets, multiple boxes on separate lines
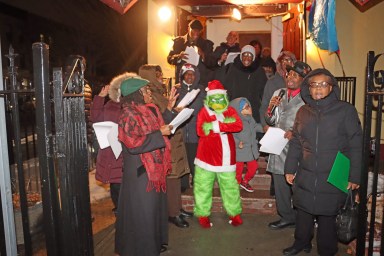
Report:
229,98,263,162
138,65,168,112
175,64,206,144
284,68,363,215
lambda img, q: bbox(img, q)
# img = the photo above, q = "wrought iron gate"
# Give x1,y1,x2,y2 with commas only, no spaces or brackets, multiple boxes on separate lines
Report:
0,41,93,255
356,51,384,256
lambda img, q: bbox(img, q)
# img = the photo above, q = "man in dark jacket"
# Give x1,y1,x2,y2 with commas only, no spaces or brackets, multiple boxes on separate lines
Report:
283,69,362,256
216,45,268,124
212,31,241,68
167,19,215,86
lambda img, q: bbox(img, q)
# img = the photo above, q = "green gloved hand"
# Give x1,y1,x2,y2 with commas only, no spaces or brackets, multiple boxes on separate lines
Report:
202,122,213,135
223,117,236,123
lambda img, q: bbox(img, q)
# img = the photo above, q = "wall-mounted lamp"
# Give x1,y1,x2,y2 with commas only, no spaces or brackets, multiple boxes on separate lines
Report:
232,7,242,21
158,6,172,22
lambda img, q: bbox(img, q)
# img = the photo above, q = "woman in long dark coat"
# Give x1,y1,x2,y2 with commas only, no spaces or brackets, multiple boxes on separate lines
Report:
109,73,173,256
284,69,362,256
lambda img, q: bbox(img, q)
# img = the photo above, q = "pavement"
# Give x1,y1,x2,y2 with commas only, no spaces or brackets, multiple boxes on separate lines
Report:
89,171,352,256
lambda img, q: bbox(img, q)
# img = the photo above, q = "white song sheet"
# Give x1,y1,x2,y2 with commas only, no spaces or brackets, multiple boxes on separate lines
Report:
224,52,240,65
93,121,122,159
259,127,289,155
176,89,200,108
184,46,200,66
169,108,194,134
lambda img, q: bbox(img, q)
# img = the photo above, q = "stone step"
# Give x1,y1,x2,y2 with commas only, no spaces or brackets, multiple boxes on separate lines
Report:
182,187,276,215
210,173,271,190
183,156,275,215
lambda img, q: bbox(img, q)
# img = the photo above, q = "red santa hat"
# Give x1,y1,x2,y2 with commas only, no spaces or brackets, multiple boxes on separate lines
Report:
205,80,227,96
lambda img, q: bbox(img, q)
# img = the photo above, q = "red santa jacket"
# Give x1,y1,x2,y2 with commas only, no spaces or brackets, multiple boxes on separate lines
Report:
194,105,243,172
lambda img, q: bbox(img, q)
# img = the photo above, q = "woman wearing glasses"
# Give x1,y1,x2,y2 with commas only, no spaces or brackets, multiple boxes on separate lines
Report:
284,69,362,256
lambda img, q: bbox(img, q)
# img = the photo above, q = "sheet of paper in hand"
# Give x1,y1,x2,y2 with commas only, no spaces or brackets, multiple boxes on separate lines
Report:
93,121,122,159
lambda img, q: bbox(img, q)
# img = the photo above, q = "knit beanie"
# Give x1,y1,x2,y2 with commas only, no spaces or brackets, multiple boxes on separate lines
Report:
240,45,255,61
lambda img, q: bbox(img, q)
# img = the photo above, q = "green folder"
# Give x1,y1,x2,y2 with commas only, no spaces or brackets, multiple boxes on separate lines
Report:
327,151,350,193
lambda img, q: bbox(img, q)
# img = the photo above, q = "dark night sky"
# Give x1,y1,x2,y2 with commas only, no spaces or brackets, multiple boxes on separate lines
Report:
0,0,148,85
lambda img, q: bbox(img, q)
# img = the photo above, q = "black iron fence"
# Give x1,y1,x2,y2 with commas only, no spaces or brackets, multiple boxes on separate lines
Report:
0,42,94,255
356,51,384,256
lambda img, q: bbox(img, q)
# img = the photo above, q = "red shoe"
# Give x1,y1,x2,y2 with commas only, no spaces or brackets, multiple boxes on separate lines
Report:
240,181,254,193
198,216,213,228
229,215,243,227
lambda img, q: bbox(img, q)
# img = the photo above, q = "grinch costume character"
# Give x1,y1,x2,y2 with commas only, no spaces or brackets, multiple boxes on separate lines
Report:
194,80,243,228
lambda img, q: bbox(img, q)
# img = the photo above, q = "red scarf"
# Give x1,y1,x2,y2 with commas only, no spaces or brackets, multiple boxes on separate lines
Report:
118,102,171,192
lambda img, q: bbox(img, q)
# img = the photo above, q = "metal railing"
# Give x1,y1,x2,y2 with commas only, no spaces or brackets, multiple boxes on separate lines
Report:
356,51,384,256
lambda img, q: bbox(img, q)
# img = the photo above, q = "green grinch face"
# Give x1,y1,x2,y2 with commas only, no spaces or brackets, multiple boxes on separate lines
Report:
206,93,229,113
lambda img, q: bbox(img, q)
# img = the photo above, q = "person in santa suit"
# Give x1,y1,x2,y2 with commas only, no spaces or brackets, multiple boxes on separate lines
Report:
193,79,243,228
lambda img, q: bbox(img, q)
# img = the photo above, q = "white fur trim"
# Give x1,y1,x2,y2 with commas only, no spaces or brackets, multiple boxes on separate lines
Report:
220,133,231,166
194,158,236,172
212,120,220,133
207,89,226,96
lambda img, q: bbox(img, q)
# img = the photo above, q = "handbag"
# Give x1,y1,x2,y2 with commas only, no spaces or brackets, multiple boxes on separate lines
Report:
336,189,359,243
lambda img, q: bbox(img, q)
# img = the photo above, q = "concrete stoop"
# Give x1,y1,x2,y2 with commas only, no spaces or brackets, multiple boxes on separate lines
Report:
182,172,276,215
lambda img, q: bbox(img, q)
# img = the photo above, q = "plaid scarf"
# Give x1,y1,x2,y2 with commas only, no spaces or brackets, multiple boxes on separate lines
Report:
118,102,171,192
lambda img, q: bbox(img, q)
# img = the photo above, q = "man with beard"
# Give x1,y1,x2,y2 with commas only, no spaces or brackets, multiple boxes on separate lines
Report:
216,45,268,124
167,19,215,86
264,61,312,231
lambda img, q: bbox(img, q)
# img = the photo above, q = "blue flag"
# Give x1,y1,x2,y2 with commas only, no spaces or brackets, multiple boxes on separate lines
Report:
308,0,339,53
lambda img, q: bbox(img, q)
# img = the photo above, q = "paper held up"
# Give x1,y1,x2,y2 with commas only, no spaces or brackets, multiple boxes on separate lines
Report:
184,46,200,66
327,151,350,193
92,121,122,159
169,108,194,134
224,52,240,65
176,89,200,108
259,127,288,155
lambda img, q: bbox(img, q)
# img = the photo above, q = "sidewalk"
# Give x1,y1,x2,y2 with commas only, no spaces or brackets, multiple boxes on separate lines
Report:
89,171,351,256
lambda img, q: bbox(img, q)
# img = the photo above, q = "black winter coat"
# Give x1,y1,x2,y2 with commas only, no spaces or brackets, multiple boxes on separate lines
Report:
215,56,268,123
212,42,241,67
285,69,362,216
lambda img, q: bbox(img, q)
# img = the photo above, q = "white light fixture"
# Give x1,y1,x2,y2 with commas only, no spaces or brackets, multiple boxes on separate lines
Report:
232,7,242,21
158,6,172,22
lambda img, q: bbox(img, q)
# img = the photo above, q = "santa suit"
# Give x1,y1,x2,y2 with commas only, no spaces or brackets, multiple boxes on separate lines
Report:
193,105,243,217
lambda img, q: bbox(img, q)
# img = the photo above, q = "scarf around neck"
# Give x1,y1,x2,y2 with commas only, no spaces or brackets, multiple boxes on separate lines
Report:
118,102,172,192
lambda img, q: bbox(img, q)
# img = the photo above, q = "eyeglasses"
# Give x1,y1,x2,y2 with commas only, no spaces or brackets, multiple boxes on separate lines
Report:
242,52,254,58
309,81,332,89
139,86,151,95
282,58,293,63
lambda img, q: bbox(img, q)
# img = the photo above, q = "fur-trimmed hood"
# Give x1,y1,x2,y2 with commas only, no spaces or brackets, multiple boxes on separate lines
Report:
108,72,139,102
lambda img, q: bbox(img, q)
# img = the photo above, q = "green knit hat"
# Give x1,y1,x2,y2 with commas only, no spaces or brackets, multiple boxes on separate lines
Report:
120,77,149,97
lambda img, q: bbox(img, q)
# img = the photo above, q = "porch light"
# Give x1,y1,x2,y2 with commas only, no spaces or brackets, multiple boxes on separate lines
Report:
232,7,242,21
158,6,172,22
